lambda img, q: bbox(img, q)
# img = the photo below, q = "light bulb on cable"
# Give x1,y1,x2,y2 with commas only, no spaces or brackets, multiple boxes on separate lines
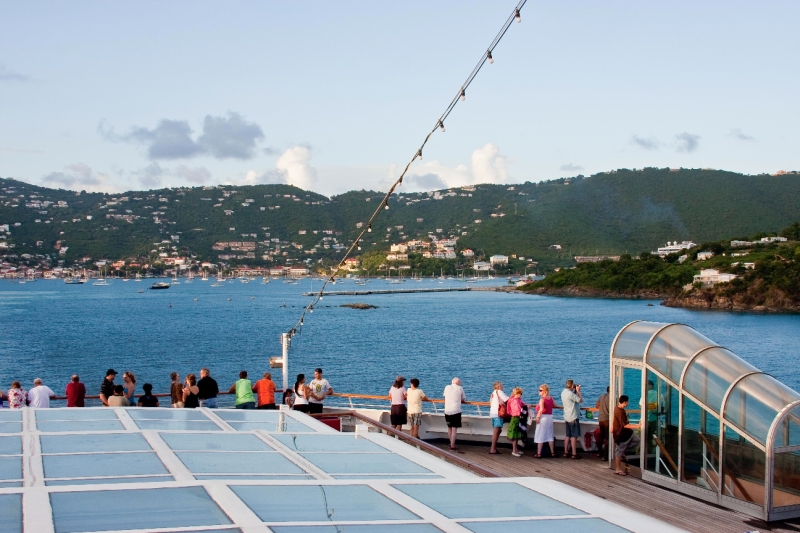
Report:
439,121,445,132
384,203,389,210
515,8,521,22
460,89,466,101
416,149,422,160
487,50,493,64
367,224,372,232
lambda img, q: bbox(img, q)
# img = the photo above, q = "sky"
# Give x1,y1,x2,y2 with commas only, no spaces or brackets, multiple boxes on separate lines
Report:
1,0,798,196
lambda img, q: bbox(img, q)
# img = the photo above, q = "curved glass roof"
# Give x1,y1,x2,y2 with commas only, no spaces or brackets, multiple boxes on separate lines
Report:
612,321,668,360
646,324,717,385
683,347,758,412
724,373,800,445
773,404,800,449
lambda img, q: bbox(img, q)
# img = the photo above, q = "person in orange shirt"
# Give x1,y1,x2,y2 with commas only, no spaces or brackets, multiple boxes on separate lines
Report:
252,372,277,410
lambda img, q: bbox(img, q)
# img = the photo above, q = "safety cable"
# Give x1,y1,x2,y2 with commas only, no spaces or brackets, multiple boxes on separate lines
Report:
286,0,527,338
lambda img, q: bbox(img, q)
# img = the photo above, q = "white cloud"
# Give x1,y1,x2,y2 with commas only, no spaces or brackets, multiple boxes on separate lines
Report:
276,145,317,190
41,163,117,193
401,143,509,191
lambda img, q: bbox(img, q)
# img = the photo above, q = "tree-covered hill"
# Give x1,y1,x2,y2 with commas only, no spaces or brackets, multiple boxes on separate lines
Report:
2,167,800,270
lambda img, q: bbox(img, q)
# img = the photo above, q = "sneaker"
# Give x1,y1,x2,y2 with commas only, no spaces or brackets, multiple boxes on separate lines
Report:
512,452,521,457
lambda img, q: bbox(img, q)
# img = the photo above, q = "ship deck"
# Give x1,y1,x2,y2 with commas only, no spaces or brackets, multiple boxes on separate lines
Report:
432,441,800,533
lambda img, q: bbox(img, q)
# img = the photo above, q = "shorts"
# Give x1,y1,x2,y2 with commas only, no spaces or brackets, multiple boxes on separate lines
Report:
445,413,462,428
308,403,323,414
408,412,422,426
491,417,505,428
390,404,407,426
257,403,277,410
293,403,310,413
235,402,255,410
564,419,581,438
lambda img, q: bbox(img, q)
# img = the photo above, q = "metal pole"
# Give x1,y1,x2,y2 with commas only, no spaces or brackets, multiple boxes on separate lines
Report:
281,333,290,394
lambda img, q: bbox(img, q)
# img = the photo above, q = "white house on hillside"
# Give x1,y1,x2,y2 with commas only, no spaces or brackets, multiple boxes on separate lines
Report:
691,268,737,288
489,255,508,265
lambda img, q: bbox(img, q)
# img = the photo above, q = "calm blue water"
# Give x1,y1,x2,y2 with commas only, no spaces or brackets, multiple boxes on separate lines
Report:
1,278,799,404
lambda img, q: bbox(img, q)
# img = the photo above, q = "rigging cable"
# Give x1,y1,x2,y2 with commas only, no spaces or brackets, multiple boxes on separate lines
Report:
285,0,527,339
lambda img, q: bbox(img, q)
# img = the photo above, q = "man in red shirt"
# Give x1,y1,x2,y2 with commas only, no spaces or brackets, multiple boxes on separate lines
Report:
66,375,86,407
252,372,277,409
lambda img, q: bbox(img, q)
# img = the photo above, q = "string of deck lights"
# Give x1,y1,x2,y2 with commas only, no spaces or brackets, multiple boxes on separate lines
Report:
286,0,527,338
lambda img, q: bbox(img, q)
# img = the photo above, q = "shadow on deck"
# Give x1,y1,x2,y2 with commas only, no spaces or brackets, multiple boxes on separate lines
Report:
430,440,800,533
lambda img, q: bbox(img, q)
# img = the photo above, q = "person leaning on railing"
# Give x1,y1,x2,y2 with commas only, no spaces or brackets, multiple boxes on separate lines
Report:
613,395,640,476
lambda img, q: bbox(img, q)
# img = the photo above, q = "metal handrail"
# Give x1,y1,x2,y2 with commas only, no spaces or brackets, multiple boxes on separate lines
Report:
310,410,500,478
329,392,600,413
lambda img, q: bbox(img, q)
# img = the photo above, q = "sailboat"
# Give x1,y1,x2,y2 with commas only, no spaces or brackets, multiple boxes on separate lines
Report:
93,267,110,286
171,272,180,285
134,272,142,282
201,271,208,281
185,271,193,284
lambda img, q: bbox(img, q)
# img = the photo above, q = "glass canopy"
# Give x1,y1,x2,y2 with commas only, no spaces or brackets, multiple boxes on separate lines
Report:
0,406,666,532
611,321,800,522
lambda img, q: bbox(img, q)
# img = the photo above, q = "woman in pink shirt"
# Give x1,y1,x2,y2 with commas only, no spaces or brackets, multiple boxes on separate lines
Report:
505,387,524,457
388,376,407,430
534,383,556,458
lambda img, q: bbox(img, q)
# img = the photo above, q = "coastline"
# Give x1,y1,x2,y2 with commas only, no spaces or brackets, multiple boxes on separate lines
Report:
523,285,800,313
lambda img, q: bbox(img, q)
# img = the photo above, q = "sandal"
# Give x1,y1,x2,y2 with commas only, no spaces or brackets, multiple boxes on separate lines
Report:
614,471,627,476
563,453,570,458
572,455,580,459
489,451,502,455
534,454,542,458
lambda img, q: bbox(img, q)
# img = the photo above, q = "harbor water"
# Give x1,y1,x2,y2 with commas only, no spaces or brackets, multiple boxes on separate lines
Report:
1,278,799,405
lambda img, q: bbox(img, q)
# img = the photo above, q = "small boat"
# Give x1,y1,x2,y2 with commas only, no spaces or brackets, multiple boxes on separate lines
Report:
240,277,251,284
64,276,86,285
92,279,109,286
261,277,270,284
150,282,170,290
171,273,180,285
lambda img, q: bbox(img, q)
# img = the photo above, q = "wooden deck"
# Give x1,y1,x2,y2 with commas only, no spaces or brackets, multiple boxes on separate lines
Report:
431,441,800,533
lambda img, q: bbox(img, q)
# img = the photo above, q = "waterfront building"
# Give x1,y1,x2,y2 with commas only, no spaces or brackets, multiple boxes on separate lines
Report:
693,268,737,287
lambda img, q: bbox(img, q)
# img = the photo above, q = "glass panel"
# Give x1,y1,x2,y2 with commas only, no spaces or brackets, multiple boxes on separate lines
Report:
612,321,667,360
646,325,716,384
227,422,317,433
50,487,232,533
216,410,283,421
681,396,721,492
0,482,22,488
773,450,800,508
43,452,168,478
46,475,174,486
0,411,22,421
276,434,388,453
301,453,431,475
394,483,584,519
128,409,209,421
36,409,119,421
0,437,22,455
0,456,22,480
461,518,630,533
0,422,22,433
162,433,272,451
194,475,313,481
133,420,221,431
41,434,151,454
37,420,124,432
334,474,444,480
231,485,419,522
724,374,800,444
722,425,765,505
772,405,800,448
176,452,305,474
683,347,758,413
270,526,442,533
615,366,642,425
0,494,22,533
644,371,679,479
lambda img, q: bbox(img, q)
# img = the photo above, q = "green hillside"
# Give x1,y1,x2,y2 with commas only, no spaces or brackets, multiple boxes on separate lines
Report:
2,168,800,271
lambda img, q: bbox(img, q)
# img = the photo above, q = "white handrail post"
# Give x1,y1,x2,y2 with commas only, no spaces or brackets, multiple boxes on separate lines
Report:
281,332,290,394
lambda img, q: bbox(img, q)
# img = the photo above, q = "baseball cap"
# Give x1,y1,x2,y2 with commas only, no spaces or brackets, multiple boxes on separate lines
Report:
106,369,118,376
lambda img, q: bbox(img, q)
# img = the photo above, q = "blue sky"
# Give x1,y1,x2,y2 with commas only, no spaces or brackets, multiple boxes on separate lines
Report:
1,1,798,195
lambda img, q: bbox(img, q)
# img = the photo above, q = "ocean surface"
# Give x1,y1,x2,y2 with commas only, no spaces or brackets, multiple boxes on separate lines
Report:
1,277,799,406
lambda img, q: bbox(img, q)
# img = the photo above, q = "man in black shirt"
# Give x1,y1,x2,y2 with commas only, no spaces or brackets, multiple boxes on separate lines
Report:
100,369,117,407
137,383,160,407
197,367,219,408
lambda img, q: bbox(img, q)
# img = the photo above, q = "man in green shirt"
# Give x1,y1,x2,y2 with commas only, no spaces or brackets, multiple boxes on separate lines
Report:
228,370,256,409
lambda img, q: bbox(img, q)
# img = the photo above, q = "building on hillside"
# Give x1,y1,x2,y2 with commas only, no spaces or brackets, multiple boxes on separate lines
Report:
473,261,491,271
422,251,432,258
461,249,474,257
386,253,408,262
696,251,714,261
654,241,697,257
549,244,562,250
269,267,286,277
761,236,788,243
692,268,738,288
489,255,508,265
390,243,408,253
344,258,361,271
574,256,621,263
289,267,310,278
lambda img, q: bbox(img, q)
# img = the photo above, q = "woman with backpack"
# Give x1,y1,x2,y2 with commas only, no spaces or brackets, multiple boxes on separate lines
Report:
506,387,525,457
489,382,509,455
534,383,556,457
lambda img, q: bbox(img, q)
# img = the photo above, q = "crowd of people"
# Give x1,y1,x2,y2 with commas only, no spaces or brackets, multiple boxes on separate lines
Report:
0,367,335,411
0,368,640,475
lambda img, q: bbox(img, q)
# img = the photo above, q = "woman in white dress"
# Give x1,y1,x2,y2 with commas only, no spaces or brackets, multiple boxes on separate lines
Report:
534,383,556,458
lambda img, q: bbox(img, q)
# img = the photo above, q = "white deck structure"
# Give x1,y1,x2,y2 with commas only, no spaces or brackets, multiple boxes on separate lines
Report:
0,406,680,533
